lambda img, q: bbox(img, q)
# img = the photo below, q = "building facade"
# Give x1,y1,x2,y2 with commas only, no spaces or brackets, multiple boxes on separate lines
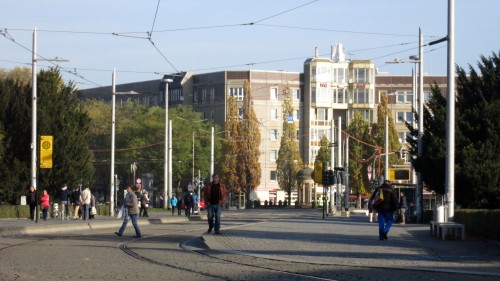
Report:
78,45,446,204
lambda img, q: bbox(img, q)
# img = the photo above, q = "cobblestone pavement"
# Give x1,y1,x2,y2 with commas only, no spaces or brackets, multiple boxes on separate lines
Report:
0,209,499,281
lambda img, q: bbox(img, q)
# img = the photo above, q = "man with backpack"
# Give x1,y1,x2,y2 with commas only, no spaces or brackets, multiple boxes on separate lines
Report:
183,192,194,218
369,180,398,240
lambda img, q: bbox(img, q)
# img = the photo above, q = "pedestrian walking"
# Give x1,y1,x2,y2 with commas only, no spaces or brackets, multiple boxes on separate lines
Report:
115,185,142,238
60,184,71,220
176,196,182,216
369,181,398,240
204,174,227,234
40,189,50,221
170,196,177,216
90,190,96,219
399,191,408,224
140,191,150,217
81,186,91,220
184,192,194,218
27,186,37,221
71,187,81,220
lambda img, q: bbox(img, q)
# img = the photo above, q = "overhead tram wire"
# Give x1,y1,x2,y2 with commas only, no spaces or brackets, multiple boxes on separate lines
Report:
248,0,319,24
0,29,103,87
148,0,162,40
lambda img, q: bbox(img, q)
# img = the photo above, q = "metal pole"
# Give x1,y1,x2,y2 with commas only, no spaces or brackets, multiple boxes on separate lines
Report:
163,79,170,209
198,169,201,211
329,120,335,214
417,28,424,223
445,0,455,221
192,132,195,184
210,126,214,179
337,116,342,212
31,28,38,222
344,136,349,211
385,115,389,180
110,69,116,216
168,119,172,208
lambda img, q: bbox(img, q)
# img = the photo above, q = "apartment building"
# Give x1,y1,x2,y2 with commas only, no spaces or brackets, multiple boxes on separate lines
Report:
78,45,446,203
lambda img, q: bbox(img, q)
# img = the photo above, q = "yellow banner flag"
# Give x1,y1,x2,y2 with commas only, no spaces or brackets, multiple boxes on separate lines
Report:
40,135,53,169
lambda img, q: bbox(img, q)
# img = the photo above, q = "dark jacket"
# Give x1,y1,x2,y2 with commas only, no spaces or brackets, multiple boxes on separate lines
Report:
71,189,81,205
204,182,227,205
399,195,408,209
60,187,70,202
369,182,398,212
27,190,37,206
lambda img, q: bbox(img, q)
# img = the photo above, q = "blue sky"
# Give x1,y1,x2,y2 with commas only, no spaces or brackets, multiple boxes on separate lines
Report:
1,0,498,89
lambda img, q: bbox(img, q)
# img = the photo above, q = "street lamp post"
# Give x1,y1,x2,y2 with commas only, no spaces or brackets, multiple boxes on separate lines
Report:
31,27,68,222
163,78,173,210
110,70,140,216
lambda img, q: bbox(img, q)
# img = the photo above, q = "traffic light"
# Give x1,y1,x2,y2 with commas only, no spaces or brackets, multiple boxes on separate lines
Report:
322,170,335,186
327,170,335,185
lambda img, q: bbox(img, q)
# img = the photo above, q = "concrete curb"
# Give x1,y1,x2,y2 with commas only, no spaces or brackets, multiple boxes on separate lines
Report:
0,215,203,237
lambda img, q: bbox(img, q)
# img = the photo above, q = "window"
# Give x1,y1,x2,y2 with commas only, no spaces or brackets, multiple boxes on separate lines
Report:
193,90,199,103
316,108,326,120
397,112,405,123
270,150,277,161
229,87,244,101
270,171,277,181
292,88,301,100
202,89,207,102
405,112,413,123
311,67,316,80
398,131,412,144
270,88,278,100
270,129,278,140
334,88,346,104
398,132,405,143
294,109,300,121
353,88,369,104
271,108,278,120
424,91,430,102
397,111,413,123
397,91,413,104
210,88,215,102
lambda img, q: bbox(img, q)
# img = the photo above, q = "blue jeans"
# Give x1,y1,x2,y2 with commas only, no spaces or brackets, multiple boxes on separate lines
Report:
82,204,90,220
118,213,142,237
378,210,394,238
207,203,222,231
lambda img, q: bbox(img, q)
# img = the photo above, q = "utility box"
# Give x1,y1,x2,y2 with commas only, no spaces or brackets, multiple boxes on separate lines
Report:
434,205,445,223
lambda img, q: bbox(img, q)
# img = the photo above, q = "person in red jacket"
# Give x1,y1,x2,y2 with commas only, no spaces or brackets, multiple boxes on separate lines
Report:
203,174,227,234
40,189,50,221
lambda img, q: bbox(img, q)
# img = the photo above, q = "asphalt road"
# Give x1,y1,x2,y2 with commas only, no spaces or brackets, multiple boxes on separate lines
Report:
1,209,498,281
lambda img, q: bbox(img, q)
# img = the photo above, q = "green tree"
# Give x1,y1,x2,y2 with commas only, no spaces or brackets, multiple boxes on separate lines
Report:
0,68,94,203
315,135,331,165
276,86,303,204
221,96,241,206
346,111,374,207
237,80,261,207
455,52,500,208
37,68,94,194
0,72,31,203
406,83,447,195
371,94,402,178
407,52,500,209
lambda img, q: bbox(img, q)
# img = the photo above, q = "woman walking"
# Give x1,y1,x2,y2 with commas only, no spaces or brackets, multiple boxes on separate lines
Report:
40,189,50,221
